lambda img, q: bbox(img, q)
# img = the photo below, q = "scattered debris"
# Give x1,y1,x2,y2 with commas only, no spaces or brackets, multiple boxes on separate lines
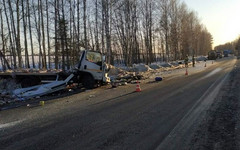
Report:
131,80,141,84
0,59,210,109
111,81,118,88
0,78,21,95
89,95,95,98
155,77,163,81
121,82,128,86
39,101,45,106
108,65,144,86
0,100,6,106
0,69,62,74
13,74,74,100
27,103,41,108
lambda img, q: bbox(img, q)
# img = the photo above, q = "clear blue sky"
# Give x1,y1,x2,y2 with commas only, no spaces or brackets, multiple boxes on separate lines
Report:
182,0,240,47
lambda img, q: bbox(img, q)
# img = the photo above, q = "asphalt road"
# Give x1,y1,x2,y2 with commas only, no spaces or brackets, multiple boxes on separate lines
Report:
0,57,237,150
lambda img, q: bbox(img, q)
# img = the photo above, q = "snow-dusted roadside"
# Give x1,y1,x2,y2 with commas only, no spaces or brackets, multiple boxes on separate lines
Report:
0,58,218,118
188,59,240,150
0,58,217,110
0,57,230,148
108,59,217,86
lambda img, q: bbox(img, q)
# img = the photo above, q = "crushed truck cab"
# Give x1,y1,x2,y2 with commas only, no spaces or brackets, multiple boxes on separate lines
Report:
73,50,110,89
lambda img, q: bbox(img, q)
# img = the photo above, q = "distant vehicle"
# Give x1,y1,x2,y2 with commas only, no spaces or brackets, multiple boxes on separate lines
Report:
223,50,229,57
208,50,217,60
216,51,222,58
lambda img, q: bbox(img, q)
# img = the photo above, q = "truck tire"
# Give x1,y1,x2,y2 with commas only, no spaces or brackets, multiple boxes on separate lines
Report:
82,75,96,89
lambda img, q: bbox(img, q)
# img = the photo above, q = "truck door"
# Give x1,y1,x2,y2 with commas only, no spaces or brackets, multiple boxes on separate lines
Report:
81,51,103,80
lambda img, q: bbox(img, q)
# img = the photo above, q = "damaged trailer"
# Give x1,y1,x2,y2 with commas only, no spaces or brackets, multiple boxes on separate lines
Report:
13,74,74,100
0,50,110,89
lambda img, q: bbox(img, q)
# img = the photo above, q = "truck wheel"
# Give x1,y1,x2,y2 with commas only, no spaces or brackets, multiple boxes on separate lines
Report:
82,75,96,89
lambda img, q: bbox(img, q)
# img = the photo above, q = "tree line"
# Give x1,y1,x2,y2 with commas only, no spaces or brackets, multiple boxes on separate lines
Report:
0,0,213,70
215,36,240,55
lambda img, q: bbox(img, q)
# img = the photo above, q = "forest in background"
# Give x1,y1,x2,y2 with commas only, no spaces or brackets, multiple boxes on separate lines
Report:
0,0,213,71
215,36,240,55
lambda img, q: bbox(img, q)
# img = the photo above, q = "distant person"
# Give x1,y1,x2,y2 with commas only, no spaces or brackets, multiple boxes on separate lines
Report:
184,55,189,68
192,55,195,67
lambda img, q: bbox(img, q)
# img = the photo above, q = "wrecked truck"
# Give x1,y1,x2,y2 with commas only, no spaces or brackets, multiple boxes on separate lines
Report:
0,50,110,89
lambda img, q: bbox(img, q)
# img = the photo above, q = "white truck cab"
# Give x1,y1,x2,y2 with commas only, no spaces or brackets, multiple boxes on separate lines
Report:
75,50,110,88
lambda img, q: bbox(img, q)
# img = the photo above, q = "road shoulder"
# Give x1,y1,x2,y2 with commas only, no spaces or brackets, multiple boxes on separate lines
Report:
187,60,240,150
156,64,231,150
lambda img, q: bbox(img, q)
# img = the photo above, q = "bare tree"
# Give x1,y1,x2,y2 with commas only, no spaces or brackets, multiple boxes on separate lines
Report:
8,0,22,68
101,0,105,54
21,0,30,68
0,8,11,70
54,0,59,69
169,0,180,60
27,0,35,68
3,0,16,68
102,0,113,64
40,0,47,69
32,0,43,68
16,0,22,68
0,0,214,70
46,0,51,69
83,0,88,49
77,0,80,53
160,0,170,61
95,0,100,51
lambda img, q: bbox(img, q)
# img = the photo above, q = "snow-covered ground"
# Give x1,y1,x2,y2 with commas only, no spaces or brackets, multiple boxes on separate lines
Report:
0,57,216,108
108,59,215,83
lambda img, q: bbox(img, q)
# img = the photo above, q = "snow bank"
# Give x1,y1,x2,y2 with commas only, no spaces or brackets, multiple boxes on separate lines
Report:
159,62,173,68
108,65,127,75
196,56,207,61
108,65,133,81
170,62,179,67
149,64,162,70
132,64,152,72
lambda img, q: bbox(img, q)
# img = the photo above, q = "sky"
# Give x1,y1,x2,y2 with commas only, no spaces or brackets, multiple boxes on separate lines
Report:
182,0,240,47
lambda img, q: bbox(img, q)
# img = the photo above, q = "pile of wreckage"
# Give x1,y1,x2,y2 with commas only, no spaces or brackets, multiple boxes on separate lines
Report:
0,68,62,74
0,61,185,107
0,73,75,107
108,61,185,87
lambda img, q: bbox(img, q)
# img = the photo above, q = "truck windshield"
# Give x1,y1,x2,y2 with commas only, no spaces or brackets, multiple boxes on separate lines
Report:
86,51,102,65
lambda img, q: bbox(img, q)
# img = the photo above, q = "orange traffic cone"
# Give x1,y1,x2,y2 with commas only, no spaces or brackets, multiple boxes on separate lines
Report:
185,68,188,75
204,63,207,67
136,81,141,92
